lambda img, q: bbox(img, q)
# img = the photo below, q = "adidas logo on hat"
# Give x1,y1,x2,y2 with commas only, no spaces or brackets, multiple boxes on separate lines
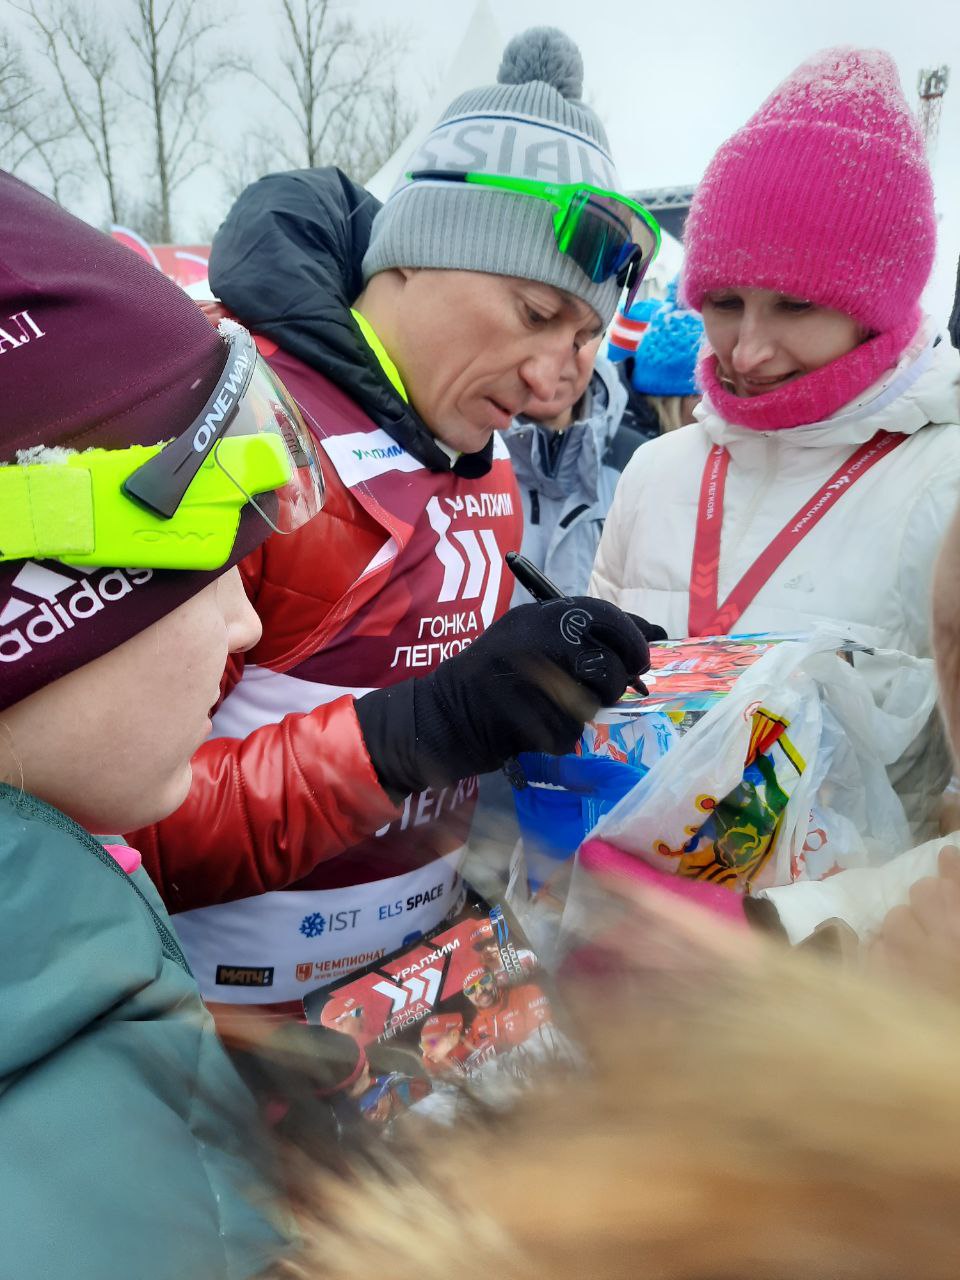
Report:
0,562,153,663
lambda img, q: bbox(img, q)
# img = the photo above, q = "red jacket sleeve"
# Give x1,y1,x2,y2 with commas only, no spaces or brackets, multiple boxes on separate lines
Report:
131,695,399,914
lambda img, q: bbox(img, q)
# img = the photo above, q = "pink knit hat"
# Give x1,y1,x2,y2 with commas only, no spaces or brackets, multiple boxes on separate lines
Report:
682,48,936,430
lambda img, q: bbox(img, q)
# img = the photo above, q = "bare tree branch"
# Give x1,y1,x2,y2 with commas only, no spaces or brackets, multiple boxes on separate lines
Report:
0,27,39,154
14,0,127,221
344,75,417,185
0,23,77,199
126,0,237,241
251,0,414,177
216,128,282,207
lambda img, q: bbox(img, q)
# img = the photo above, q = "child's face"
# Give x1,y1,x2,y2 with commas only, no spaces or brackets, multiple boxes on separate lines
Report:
0,568,260,832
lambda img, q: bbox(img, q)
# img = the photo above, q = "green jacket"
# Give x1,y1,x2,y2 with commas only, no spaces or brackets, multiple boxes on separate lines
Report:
0,784,285,1280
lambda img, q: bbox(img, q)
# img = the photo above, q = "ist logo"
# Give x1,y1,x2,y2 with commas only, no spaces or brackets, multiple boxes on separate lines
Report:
298,907,361,940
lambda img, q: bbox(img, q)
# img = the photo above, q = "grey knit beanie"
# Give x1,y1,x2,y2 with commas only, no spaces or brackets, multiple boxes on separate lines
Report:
362,27,623,325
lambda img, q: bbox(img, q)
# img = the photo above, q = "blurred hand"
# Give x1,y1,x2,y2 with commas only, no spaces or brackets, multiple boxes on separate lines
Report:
867,844,960,1000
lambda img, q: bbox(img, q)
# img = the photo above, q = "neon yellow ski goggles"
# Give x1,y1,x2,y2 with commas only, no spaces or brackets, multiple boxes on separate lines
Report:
406,170,661,308
0,327,325,571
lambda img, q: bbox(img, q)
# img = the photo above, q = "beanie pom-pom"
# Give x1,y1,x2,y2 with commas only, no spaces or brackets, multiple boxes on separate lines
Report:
498,27,584,99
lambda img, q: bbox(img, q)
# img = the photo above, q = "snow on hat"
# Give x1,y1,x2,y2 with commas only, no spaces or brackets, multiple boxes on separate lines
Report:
0,173,271,712
363,27,624,325
631,279,703,396
682,48,936,430
606,297,660,364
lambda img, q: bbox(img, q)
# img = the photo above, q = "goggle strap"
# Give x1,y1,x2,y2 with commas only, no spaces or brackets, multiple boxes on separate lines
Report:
0,465,95,561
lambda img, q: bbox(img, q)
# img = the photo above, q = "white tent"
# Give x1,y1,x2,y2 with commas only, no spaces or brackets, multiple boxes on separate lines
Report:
365,1,504,202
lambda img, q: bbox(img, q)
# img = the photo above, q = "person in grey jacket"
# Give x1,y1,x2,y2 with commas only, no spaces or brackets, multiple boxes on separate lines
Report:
503,338,648,603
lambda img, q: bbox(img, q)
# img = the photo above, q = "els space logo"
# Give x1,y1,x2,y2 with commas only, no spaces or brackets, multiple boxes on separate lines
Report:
0,562,153,663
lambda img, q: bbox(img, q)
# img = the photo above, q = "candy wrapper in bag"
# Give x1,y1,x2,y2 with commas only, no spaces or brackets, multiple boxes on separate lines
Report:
303,887,573,1128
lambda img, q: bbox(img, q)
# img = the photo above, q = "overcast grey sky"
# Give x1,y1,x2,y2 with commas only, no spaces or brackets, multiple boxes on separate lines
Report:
6,0,960,320
376,0,960,322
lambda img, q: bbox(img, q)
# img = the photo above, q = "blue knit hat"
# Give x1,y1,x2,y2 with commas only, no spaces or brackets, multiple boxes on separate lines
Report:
631,278,704,395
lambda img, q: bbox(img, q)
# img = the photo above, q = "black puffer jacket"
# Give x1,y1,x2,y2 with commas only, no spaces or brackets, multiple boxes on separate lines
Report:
210,166,493,478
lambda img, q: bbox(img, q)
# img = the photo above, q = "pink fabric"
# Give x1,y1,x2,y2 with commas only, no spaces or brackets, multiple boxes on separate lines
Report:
696,312,919,431
579,838,748,927
682,48,935,344
102,842,142,875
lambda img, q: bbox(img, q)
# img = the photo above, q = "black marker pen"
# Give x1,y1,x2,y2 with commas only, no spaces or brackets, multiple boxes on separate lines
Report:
505,552,649,696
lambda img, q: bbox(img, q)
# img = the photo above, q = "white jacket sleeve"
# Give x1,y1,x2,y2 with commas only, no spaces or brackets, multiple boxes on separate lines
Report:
897,452,960,658
589,452,645,604
755,835,953,944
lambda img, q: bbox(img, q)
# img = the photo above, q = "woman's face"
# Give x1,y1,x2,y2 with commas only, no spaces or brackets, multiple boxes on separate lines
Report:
522,334,603,430
0,568,260,833
701,288,864,397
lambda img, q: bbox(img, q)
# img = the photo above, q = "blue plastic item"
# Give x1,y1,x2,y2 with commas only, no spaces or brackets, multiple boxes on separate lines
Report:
512,752,647,889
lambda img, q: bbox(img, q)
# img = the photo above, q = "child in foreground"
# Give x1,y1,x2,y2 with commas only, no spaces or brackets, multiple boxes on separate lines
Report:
0,171,314,1279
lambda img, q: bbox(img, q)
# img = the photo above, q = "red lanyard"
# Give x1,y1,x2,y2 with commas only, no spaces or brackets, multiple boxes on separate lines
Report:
688,430,905,637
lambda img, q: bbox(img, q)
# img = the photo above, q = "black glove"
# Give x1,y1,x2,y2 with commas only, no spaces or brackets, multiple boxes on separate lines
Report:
628,612,668,643
355,598,650,797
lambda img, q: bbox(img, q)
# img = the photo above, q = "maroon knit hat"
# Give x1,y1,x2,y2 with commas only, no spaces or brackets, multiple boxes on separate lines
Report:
0,172,270,711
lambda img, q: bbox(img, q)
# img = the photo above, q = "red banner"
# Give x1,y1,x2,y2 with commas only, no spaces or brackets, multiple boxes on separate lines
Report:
110,225,209,289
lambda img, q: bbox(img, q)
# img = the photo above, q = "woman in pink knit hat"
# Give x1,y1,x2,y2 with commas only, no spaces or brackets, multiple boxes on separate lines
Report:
592,46,960,844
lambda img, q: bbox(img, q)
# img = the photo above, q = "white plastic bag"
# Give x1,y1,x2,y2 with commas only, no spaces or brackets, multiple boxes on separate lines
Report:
590,629,936,891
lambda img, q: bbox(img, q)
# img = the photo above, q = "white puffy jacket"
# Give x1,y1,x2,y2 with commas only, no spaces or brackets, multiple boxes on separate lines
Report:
590,328,960,838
